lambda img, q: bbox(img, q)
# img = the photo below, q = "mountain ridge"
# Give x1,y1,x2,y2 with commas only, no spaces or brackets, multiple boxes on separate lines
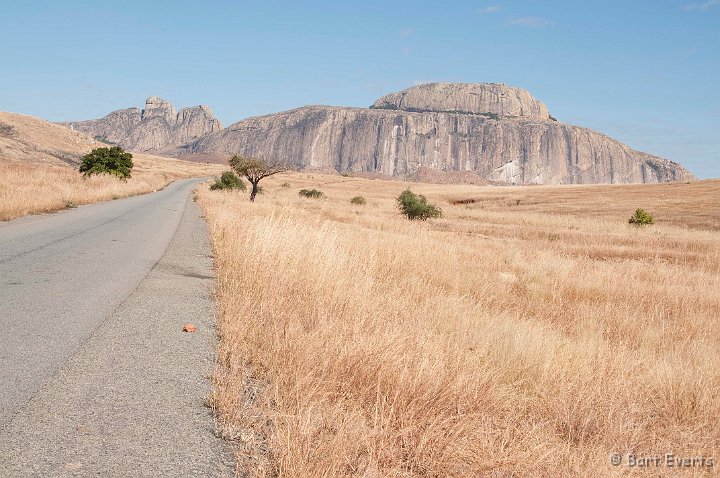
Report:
61,84,695,185
61,97,223,153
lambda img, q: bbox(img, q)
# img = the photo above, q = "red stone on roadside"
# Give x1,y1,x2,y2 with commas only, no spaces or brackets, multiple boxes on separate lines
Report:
182,323,197,333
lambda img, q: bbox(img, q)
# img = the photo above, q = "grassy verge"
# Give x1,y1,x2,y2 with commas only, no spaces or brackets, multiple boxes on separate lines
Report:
200,175,719,477
0,155,224,221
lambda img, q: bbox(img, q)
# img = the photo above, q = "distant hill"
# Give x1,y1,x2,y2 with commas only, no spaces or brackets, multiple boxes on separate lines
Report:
0,112,103,166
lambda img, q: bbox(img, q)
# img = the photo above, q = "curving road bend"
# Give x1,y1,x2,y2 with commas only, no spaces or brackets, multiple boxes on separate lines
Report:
0,179,234,476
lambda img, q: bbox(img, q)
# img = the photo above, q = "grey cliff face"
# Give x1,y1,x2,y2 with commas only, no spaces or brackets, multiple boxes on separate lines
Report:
62,97,222,152
173,96,693,185
64,84,694,184
143,96,177,125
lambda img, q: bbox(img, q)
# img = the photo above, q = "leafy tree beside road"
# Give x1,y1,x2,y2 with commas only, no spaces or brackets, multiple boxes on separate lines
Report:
229,155,287,201
79,146,133,179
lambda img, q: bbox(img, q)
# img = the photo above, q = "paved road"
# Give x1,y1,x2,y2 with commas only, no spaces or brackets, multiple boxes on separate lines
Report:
0,179,235,476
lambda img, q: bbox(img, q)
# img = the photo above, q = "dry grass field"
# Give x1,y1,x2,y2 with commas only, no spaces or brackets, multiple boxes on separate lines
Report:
0,156,224,221
0,111,225,221
199,175,720,477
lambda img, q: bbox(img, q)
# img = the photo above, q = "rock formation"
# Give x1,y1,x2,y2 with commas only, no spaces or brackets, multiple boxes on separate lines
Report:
171,83,693,184
62,97,222,153
372,83,550,120
64,84,694,184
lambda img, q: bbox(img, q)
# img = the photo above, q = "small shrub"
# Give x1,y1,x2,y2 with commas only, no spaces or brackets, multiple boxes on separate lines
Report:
299,189,324,199
369,102,399,110
210,171,246,191
397,189,442,220
281,182,291,188
350,196,366,205
449,198,477,205
629,208,654,225
479,112,500,120
79,146,133,179
0,122,15,137
94,135,116,145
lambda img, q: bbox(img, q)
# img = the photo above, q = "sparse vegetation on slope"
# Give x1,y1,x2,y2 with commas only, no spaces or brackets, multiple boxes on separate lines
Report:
0,122,15,137
200,175,720,477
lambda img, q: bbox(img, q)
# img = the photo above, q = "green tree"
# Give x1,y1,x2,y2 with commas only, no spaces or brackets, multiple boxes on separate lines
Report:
629,208,654,225
210,171,246,191
397,189,442,220
229,155,287,201
79,146,133,179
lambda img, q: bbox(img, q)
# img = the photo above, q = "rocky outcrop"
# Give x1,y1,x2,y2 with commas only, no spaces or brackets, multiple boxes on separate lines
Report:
372,83,550,120
172,83,693,184
65,84,695,184
62,97,222,152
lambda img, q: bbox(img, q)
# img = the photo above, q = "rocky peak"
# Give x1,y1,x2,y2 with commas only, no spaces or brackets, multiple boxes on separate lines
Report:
64,97,223,152
142,96,178,125
371,82,550,120
175,105,223,144
177,105,220,125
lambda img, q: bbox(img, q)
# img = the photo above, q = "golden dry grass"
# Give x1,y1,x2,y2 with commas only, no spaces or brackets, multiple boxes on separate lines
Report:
0,155,225,221
0,111,97,165
199,175,720,477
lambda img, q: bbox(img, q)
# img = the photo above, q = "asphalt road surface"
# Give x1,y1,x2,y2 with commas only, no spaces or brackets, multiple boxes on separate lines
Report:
0,179,235,476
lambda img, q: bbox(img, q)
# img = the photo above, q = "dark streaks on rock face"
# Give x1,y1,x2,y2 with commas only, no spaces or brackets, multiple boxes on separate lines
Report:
172,96,692,184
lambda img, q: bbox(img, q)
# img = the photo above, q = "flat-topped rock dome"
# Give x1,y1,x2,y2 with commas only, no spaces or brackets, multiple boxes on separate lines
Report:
371,82,550,120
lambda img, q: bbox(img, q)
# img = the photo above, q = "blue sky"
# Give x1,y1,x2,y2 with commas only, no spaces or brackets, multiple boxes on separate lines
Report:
0,1,718,178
